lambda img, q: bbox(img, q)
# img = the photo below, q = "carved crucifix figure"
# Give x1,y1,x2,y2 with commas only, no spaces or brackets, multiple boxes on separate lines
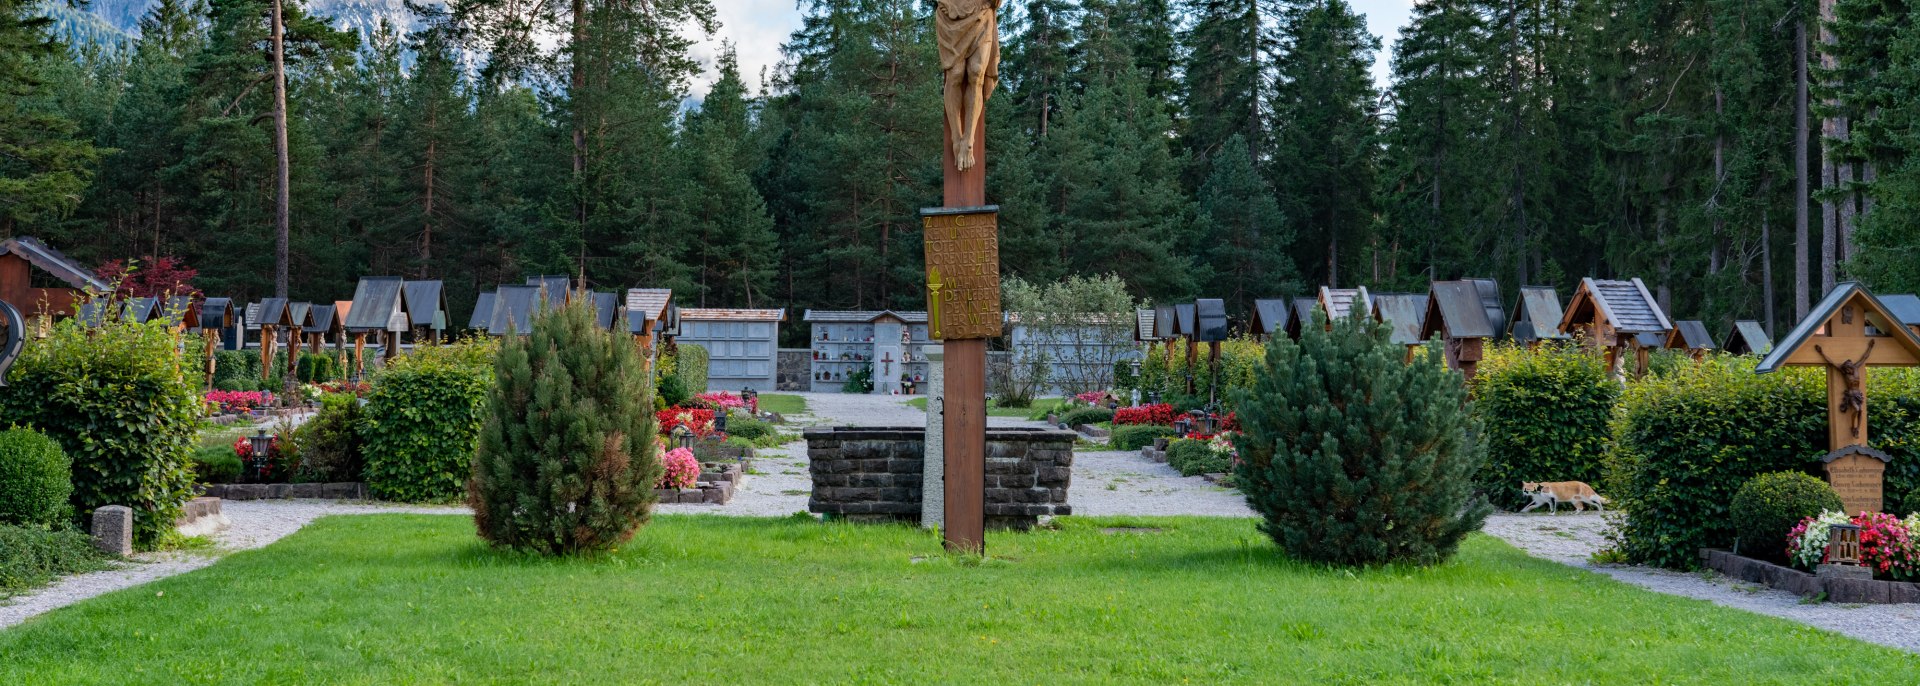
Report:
936,0,1000,171
1816,340,1874,437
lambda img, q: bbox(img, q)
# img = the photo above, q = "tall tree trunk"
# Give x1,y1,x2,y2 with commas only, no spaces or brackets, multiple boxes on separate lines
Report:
1818,0,1839,294
1795,18,1811,319
1763,206,1776,337
571,0,587,238
271,0,290,299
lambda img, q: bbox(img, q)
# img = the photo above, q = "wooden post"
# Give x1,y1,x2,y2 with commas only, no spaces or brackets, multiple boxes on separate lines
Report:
937,116,989,555
287,325,302,381
1185,339,1198,395
353,332,366,380
204,332,219,392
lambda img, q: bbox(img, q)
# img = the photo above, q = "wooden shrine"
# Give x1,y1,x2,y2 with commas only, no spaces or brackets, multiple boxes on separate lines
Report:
0,236,108,322
1248,299,1291,341
402,280,448,345
1722,320,1772,356
1132,308,1162,345
1756,283,1920,514
1371,293,1428,362
1664,320,1717,360
1421,279,1503,380
1509,286,1570,348
625,287,675,368
342,276,408,378
197,298,234,391
1559,277,1673,378
253,298,294,383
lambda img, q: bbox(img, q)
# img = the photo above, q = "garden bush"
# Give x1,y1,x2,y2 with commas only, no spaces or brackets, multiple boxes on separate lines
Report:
296,353,339,383
190,445,242,484
0,525,107,595
362,340,494,502
1856,367,1920,515
726,414,775,442
842,366,873,394
1469,344,1620,509
470,298,660,554
0,315,200,547
1233,310,1491,567
1729,471,1843,560
1109,425,1175,451
656,374,691,408
0,428,72,527
1058,406,1114,427
1166,438,1230,476
295,393,366,482
1605,357,1826,569
212,350,262,391
1137,338,1266,412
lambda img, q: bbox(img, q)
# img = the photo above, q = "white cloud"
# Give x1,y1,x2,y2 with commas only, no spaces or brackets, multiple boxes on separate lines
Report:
690,0,1414,97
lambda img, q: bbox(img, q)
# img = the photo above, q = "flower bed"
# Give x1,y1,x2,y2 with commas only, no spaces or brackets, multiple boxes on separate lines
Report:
656,407,718,438
1114,404,1175,426
205,390,274,414
1786,511,1920,580
693,392,746,410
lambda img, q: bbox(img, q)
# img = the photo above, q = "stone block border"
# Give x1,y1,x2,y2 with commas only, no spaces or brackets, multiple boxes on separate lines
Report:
1140,446,1167,463
1700,548,1920,604
655,479,735,505
200,482,368,500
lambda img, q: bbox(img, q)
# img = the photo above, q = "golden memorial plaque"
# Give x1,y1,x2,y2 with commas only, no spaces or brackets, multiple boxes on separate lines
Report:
921,206,1001,340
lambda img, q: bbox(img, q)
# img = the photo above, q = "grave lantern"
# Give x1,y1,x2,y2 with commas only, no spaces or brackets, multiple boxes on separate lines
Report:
672,425,694,450
1146,390,1161,405
247,429,272,481
742,386,759,414
714,408,729,435
1172,417,1191,436
1828,523,1863,566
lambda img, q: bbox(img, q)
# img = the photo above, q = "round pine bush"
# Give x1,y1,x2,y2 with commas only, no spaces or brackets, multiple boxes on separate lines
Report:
1730,471,1843,561
1232,309,1492,567
0,428,72,527
469,297,661,555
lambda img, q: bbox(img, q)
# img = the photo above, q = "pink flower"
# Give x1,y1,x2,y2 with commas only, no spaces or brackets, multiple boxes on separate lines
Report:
658,447,700,489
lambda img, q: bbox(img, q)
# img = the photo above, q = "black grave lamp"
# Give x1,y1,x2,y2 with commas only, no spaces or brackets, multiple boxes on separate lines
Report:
1190,408,1215,435
1146,390,1161,405
672,425,694,451
713,407,729,435
741,386,759,414
246,428,272,481
1172,417,1192,437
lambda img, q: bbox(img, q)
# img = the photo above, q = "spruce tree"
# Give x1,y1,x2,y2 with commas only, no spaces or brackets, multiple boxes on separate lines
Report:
0,0,102,233
677,46,777,307
1197,134,1295,313
1267,0,1380,288
469,295,661,555
1232,309,1491,567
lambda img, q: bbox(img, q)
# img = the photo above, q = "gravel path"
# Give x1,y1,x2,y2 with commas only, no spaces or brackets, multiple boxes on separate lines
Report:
1066,449,1256,517
1481,513,1920,652
0,500,461,630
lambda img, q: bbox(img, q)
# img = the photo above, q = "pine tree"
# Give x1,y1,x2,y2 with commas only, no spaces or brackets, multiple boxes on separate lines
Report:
1233,309,1492,567
0,0,102,233
1179,0,1266,187
469,295,660,555
1268,0,1380,288
1197,134,1295,313
1000,0,1077,138
1375,0,1490,288
677,47,778,307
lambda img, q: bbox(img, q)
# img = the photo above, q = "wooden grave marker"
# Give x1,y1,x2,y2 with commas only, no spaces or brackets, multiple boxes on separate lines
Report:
1757,283,1920,514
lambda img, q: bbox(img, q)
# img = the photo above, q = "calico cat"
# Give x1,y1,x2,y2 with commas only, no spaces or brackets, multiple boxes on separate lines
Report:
1519,481,1607,514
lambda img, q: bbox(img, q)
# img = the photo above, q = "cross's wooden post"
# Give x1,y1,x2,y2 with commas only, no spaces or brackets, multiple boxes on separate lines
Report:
260,324,275,383
929,118,992,555
204,332,218,392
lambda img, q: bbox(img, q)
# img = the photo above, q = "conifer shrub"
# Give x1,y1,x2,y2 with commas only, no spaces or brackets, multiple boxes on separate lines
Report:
1469,344,1620,509
1232,310,1491,567
1730,472,1843,561
469,297,661,555
0,314,199,547
0,428,72,527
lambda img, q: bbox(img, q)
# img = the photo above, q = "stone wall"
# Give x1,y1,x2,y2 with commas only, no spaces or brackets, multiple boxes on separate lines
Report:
803,426,1074,529
776,348,812,391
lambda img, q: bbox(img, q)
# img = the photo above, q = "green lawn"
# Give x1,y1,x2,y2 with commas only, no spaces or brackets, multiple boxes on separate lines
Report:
3,515,1913,683
754,393,807,417
906,396,1063,418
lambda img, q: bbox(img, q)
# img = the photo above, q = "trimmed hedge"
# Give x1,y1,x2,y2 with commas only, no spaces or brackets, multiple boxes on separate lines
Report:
0,524,107,595
1058,406,1114,427
1109,425,1175,451
0,316,200,547
0,428,72,527
362,341,495,502
191,445,242,484
1167,438,1228,476
1470,344,1620,509
1605,357,1826,569
1729,471,1842,561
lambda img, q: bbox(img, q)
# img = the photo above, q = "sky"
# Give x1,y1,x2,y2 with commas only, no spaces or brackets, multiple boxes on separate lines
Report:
688,0,1413,97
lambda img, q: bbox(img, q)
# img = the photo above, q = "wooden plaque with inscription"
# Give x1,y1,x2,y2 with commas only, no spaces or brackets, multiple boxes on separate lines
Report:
921,206,1002,341
1824,447,1889,515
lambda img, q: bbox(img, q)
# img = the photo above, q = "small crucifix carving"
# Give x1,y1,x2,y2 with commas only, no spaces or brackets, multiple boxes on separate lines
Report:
1816,340,1874,438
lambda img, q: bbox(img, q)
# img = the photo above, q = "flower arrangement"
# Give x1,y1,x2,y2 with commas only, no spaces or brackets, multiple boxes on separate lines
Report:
205,390,274,414
1787,510,1920,579
319,380,372,397
656,407,717,437
694,392,746,410
658,446,700,489
1113,404,1176,426
1073,390,1113,406
300,384,325,404
1207,431,1240,465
